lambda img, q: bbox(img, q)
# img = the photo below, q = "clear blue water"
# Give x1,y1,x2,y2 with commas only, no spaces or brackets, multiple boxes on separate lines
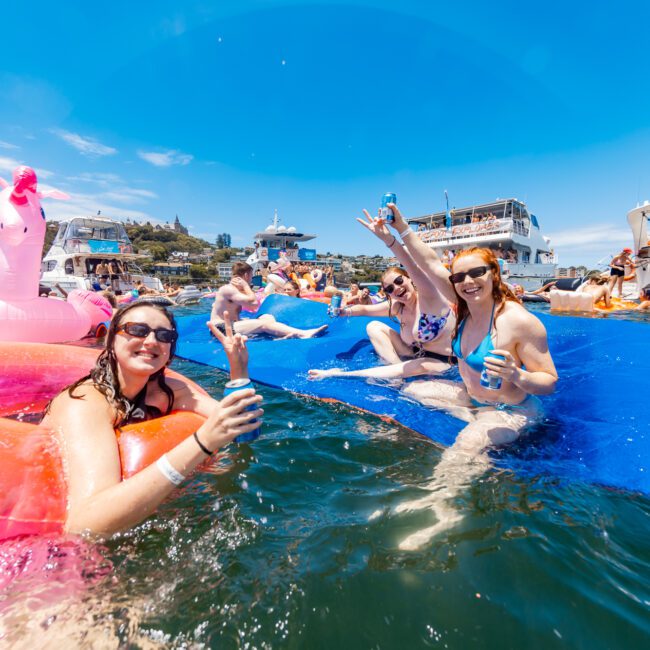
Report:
1,302,649,647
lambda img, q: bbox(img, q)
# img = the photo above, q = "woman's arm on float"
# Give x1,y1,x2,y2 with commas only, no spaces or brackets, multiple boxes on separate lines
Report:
484,311,558,395
54,385,261,536
384,204,457,304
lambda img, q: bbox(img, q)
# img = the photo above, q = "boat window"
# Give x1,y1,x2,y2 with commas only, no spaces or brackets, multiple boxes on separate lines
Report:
53,223,69,244
64,258,74,275
530,215,540,228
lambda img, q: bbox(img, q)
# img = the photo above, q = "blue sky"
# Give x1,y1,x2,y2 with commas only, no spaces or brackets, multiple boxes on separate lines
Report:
1,0,649,266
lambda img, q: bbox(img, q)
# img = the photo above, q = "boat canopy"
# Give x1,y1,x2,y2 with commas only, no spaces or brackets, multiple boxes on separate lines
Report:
408,198,532,229
50,217,133,255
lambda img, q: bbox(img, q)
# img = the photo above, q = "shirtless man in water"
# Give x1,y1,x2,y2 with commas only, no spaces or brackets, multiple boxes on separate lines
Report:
209,262,327,339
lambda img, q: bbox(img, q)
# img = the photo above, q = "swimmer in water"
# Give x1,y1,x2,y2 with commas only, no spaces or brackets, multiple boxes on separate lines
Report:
386,242,557,549
210,261,327,339
42,302,262,536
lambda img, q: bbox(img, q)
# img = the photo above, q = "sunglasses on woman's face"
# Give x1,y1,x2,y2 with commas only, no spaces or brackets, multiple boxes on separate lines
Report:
448,265,490,285
383,275,406,295
117,322,178,343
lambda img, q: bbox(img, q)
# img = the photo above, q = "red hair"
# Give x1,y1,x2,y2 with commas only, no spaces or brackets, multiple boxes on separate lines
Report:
450,248,520,342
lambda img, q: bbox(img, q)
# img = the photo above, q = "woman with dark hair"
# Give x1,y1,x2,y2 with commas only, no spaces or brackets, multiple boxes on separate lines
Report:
42,301,262,536
309,209,457,382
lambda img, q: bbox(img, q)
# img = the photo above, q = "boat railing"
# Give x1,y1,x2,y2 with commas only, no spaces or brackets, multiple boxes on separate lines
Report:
416,217,529,244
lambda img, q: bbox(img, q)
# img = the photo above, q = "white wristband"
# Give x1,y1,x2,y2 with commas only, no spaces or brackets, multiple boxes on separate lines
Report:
398,226,412,239
156,454,186,486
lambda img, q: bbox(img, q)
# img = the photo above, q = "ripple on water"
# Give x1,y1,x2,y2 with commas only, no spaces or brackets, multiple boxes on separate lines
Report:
1,353,649,647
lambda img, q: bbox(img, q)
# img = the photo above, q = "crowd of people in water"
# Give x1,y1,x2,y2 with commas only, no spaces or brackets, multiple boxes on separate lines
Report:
39,200,648,549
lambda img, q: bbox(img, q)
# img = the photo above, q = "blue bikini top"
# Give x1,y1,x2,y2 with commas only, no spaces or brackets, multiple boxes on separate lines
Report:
451,304,496,373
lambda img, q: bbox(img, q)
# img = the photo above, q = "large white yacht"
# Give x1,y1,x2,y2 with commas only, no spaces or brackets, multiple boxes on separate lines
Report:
40,216,164,294
245,210,318,272
406,198,557,289
627,201,650,293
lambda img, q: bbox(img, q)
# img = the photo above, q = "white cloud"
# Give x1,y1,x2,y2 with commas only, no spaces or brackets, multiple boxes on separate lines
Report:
547,223,632,250
51,129,117,157
0,140,19,150
102,188,158,204
67,172,124,186
137,149,193,167
39,184,158,224
0,155,21,175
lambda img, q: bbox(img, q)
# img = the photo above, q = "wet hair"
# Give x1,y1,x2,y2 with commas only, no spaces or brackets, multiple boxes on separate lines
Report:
50,302,177,426
450,247,520,343
232,261,253,277
381,267,412,321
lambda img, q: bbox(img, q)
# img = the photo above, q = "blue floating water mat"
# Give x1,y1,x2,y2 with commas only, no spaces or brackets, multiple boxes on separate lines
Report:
176,295,650,495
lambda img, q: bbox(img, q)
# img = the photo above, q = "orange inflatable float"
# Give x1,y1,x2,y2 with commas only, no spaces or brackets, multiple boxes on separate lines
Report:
0,342,206,540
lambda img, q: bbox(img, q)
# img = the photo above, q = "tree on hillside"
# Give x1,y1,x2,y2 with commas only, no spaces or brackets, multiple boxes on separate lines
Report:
216,233,232,249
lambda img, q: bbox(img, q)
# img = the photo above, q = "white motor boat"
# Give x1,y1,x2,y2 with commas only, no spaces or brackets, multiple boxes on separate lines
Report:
40,217,164,295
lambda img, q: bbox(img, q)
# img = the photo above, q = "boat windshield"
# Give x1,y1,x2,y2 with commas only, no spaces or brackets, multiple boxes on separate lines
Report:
53,219,133,254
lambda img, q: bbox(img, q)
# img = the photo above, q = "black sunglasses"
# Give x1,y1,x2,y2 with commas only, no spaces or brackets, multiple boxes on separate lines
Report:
449,265,490,284
383,275,406,295
117,322,178,343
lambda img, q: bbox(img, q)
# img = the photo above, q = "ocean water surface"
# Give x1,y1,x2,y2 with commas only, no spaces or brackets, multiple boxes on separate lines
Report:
1,303,649,648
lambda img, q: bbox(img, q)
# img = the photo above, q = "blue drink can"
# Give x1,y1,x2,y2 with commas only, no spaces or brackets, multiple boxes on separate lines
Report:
223,378,261,443
480,353,504,390
329,292,342,317
380,192,397,222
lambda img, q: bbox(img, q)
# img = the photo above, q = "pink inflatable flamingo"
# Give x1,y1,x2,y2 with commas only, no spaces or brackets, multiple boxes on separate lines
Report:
0,166,112,342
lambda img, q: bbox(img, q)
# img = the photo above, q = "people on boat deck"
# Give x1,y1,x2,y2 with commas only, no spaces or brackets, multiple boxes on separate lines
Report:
608,248,634,297
309,205,456,383
95,260,110,285
210,261,327,339
41,303,262,535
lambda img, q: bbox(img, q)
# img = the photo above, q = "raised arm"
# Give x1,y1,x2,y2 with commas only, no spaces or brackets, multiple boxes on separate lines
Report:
384,204,457,304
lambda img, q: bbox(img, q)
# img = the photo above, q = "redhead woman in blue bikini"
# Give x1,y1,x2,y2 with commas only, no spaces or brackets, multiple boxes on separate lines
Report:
367,205,558,549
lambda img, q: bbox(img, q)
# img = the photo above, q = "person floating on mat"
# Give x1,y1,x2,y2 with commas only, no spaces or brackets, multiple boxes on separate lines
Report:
43,303,262,535
309,208,457,382
209,262,327,339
